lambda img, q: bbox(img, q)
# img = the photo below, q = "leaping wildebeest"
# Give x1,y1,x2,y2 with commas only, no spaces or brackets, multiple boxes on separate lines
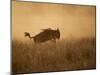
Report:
24,28,60,43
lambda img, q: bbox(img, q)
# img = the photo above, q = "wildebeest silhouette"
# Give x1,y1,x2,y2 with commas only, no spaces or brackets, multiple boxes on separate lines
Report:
24,28,60,43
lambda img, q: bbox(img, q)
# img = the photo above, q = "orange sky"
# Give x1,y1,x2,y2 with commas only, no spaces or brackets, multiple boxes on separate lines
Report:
12,1,96,40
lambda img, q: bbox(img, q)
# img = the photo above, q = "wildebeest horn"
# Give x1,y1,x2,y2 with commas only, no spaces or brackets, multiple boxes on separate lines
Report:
41,28,52,31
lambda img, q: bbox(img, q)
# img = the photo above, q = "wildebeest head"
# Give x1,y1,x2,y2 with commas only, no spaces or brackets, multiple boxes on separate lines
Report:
55,28,60,39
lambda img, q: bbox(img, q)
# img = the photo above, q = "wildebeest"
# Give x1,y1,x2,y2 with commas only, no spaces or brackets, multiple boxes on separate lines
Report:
24,28,60,43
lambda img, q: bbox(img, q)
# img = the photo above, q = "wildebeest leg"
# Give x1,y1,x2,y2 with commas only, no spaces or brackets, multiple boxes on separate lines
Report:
51,39,57,50
51,39,56,43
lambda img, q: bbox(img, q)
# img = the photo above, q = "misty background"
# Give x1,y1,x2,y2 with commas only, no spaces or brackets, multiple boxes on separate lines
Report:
12,1,96,40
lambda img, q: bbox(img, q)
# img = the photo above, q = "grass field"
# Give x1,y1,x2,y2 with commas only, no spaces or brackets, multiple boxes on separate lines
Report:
12,37,96,74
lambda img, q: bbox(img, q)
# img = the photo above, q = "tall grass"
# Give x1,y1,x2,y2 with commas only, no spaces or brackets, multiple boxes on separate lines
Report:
12,37,96,74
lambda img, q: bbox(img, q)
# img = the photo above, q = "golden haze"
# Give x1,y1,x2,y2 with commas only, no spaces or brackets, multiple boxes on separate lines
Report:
12,1,96,40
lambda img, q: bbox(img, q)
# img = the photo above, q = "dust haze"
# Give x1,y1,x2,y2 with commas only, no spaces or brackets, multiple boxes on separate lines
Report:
12,1,96,40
